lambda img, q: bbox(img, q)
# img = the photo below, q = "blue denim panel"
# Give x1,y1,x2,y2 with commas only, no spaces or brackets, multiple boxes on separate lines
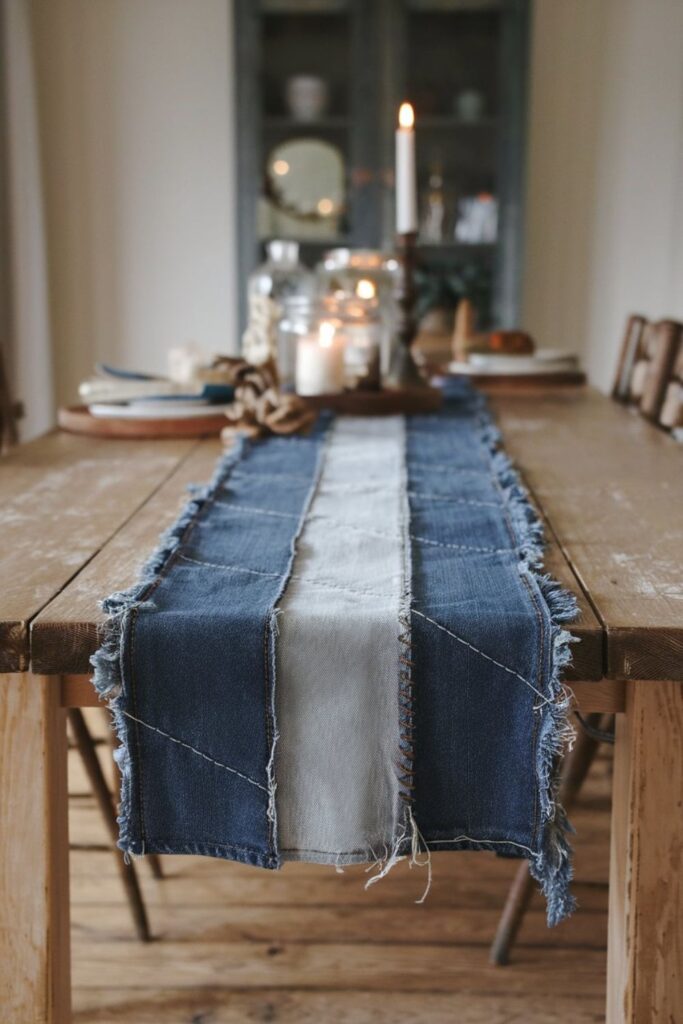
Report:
109,418,329,867
407,402,548,855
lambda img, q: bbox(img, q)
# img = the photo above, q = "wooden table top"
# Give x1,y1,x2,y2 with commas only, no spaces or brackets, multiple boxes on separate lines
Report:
0,387,680,682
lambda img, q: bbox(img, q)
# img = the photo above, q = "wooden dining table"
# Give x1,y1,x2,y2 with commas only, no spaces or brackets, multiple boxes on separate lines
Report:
1,386,681,1024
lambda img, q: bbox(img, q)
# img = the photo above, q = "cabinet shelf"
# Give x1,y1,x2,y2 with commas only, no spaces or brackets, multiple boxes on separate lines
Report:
416,115,498,129
264,116,350,130
235,0,529,332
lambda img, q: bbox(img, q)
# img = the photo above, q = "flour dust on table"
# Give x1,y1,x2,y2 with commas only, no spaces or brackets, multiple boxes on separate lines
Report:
91,382,578,926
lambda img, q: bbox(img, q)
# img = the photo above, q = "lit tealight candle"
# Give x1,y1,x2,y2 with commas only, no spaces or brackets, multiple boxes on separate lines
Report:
396,102,418,234
356,278,376,301
295,320,345,396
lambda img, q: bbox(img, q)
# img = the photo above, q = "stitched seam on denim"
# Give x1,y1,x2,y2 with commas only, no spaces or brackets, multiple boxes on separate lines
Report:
177,554,391,601
411,608,553,706
397,416,415,812
280,846,387,857
265,422,334,858
427,834,535,855
213,501,299,520
262,616,273,849
411,461,491,475
135,836,271,856
281,835,536,857
119,710,268,792
128,607,147,848
407,490,500,508
229,469,315,484
310,514,512,554
213,502,513,555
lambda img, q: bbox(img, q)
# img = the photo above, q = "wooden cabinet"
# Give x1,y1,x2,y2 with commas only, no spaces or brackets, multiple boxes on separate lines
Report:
234,0,529,334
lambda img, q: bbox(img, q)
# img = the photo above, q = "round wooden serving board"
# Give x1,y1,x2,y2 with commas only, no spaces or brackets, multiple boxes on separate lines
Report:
58,405,228,439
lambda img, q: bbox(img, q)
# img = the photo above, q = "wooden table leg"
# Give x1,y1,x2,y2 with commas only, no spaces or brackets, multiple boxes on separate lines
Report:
607,681,683,1023
0,674,71,1023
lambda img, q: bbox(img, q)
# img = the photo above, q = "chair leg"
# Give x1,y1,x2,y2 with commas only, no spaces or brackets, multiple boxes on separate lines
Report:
68,708,153,942
147,852,164,879
489,713,605,965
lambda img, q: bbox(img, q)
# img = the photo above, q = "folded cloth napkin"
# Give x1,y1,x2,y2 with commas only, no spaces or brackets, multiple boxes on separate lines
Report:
92,382,577,925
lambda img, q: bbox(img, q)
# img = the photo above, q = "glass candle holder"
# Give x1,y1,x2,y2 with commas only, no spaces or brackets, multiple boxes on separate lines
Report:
295,319,345,396
324,293,382,392
316,248,399,376
277,295,318,391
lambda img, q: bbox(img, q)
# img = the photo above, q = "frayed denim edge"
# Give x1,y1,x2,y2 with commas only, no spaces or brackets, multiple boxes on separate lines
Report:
474,392,579,927
89,436,249,857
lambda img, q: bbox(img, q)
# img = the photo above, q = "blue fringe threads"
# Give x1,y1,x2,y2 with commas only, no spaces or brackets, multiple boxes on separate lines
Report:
90,436,249,855
473,393,579,926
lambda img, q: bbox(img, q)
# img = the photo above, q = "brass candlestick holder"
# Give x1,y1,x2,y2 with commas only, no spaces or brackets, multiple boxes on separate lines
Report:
385,231,427,389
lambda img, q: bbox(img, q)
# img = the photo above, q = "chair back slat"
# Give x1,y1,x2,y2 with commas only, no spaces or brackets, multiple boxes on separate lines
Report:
612,314,683,435
612,314,647,401
0,345,19,452
639,320,682,422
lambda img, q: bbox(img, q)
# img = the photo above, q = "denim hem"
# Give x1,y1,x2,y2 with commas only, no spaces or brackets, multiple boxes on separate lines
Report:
281,849,388,866
121,837,278,869
280,835,530,866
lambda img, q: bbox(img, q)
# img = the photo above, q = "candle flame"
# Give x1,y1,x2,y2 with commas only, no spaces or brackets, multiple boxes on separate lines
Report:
318,321,336,348
398,102,414,129
356,278,376,300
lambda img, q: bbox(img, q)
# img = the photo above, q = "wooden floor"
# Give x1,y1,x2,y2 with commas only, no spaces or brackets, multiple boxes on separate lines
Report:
70,713,610,1023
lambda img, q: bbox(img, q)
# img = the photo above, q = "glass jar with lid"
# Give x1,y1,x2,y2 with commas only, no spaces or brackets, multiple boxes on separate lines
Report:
316,248,399,376
277,292,382,394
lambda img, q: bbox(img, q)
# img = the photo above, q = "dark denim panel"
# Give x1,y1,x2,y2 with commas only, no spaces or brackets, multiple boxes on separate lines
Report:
214,473,316,521
409,505,515,561
130,605,274,862
114,417,329,866
407,403,548,853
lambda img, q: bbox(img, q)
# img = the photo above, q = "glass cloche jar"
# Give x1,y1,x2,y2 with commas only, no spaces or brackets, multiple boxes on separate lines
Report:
242,241,315,367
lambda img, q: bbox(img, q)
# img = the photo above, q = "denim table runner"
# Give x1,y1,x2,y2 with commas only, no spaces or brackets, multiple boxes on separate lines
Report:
93,383,577,925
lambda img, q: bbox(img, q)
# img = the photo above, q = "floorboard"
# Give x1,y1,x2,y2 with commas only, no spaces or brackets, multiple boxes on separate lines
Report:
70,722,611,1023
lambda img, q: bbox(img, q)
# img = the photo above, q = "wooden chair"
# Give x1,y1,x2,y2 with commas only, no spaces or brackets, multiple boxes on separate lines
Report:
0,341,19,452
612,314,683,430
0,345,161,940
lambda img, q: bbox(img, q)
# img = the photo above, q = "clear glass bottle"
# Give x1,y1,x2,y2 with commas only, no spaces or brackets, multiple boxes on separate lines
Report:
248,240,314,302
242,241,315,367
277,295,319,391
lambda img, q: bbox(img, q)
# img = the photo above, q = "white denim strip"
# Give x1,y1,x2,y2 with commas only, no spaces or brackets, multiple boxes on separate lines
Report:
275,416,405,862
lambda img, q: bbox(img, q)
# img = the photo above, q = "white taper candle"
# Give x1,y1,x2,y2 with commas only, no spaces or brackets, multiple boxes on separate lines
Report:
396,102,418,234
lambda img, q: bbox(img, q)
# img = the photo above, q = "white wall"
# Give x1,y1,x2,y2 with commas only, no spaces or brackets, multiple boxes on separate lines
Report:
523,0,683,391
3,0,55,439
29,0,238,408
